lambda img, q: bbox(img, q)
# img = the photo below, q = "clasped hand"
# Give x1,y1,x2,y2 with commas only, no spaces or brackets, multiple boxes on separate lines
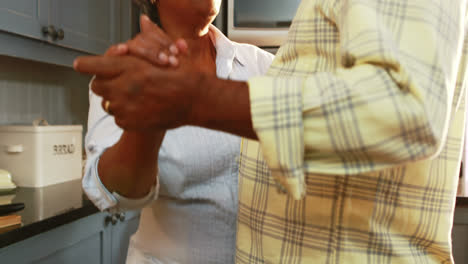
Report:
74,15,198,131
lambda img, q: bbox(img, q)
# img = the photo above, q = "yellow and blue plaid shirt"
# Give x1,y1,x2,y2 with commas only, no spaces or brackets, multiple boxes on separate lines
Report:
237,0,468,263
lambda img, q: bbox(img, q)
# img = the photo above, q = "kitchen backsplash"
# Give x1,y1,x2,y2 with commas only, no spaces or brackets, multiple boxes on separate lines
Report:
0,56,90,128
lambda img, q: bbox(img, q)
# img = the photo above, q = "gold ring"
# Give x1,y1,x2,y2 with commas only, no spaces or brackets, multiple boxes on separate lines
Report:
104,100,111,113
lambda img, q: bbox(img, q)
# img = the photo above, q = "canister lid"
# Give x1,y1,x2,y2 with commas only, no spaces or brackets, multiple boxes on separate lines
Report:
0,125,83,133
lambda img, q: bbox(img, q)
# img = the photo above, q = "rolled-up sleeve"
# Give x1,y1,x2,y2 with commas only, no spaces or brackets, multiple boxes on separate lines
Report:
248,1,467,199
82,83,159,212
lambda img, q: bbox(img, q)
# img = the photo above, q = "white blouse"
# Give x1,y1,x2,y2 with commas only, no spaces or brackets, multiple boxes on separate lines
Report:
82,25,274,264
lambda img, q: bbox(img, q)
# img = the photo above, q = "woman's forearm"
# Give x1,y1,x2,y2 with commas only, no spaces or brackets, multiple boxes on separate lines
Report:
97,130,165,199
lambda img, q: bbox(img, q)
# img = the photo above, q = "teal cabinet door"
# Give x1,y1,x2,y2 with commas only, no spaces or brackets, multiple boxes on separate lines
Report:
0,212,112,264
111,211,141,264
0,210,140,264
453,207,468,264
50,0,120,54
0,0,50,40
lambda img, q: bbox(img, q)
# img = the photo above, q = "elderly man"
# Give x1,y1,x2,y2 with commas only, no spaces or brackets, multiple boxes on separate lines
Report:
75,0,468,263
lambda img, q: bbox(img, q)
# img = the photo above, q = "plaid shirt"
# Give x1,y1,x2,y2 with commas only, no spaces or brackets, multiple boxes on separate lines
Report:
237,0,468,263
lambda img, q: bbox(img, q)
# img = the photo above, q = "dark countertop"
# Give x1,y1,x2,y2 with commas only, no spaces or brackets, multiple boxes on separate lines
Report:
0,180,99,248
0,179,466,249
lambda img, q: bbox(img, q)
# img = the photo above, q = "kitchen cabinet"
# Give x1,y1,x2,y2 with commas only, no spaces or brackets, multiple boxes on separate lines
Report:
48,0,120,54
0,0,120,54
110,211,141,264
453,207,468,264
0,210,140,264
0,0,49,41
0,0,134,67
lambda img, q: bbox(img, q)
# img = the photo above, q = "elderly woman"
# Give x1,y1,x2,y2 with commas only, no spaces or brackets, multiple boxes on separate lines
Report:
81,0,273,263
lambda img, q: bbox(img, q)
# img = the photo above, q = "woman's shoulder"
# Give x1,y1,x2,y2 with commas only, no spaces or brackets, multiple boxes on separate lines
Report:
209,25,274,74
231,42,275,74
209,25,274,69
233,42,274,63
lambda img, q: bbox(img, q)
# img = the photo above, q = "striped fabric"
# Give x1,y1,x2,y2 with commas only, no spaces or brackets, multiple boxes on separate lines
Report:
236,0,468,263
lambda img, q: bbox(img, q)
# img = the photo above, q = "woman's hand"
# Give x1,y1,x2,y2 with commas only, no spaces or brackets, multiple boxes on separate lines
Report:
105,15,188,67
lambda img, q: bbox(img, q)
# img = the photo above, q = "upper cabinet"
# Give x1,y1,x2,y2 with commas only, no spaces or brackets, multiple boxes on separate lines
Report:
0,0,49,40
0,0,130,67
49,0,120,54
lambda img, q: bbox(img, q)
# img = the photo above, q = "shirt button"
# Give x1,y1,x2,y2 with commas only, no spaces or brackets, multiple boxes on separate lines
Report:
87,141,97,153
342,53,356,68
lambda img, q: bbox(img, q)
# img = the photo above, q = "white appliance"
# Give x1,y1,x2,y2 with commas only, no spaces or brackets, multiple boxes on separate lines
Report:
0,121,82,188
227,0,302,47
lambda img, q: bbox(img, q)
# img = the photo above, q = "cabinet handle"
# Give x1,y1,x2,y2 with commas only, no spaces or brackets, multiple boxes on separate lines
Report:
117,212,126,222
42,25,58,40
57,29,65,40
105,214,118,226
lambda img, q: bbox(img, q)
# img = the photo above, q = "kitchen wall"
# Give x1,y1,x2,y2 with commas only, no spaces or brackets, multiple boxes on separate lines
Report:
0,56,90,129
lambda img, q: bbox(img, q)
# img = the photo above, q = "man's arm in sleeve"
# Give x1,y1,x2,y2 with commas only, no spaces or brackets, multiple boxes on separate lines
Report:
190,1,467,199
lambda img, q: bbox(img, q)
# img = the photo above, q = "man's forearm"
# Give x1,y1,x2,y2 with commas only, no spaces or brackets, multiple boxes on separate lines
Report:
190,75,258,140
98,131,165,199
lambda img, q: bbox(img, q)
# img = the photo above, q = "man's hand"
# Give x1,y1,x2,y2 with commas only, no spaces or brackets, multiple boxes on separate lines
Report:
74,55,200,131
74,13,257,138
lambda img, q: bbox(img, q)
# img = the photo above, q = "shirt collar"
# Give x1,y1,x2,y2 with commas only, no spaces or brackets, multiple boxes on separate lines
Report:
208,25,246,72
